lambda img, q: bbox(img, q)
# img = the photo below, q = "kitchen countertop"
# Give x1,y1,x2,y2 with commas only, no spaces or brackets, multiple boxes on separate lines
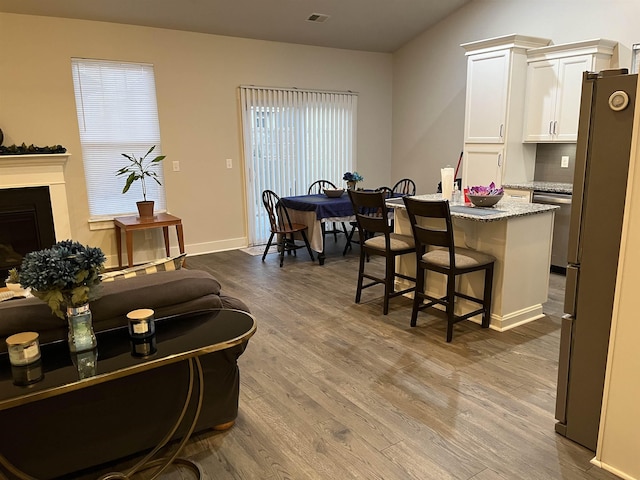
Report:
387,194,559,223
502,181,573,194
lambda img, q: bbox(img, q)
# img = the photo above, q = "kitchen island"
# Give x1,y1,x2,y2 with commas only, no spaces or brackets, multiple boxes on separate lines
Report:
389,194,559,331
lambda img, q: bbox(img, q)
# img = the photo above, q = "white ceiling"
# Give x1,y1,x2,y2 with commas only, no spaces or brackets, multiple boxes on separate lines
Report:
0,0,471,53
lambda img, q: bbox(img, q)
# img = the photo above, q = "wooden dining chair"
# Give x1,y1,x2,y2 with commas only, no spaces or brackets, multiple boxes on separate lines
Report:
308,180,349,244
261,190,315,267
348,190,415,314
403,196,495,342
392,178,416,196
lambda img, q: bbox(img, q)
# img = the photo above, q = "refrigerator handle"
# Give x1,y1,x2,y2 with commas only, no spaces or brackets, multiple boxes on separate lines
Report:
555,314,574,424
564,265,578,316
567,72,595,264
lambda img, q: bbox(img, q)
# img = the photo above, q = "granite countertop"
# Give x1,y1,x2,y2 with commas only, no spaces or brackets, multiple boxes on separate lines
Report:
502,181,573,194
388,194,559,223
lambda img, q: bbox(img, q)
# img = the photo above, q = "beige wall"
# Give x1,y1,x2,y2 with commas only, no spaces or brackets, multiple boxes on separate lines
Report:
0,13,392,266
598,79,640,480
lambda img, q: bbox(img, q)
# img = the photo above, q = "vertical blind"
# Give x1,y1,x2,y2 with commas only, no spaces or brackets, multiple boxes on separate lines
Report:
71,58,166,219
239,86,358,245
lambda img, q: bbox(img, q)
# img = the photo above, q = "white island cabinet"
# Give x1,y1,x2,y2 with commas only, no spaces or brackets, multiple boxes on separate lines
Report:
523,39,616,143
461,34,551,188
391,195,558,331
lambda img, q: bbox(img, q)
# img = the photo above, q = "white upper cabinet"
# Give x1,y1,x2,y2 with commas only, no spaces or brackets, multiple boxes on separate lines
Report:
464,49,510,143
461,35,551,188
523,39,616,142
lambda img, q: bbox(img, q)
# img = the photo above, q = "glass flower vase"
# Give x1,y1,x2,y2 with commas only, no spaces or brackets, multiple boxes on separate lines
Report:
66,303,97,353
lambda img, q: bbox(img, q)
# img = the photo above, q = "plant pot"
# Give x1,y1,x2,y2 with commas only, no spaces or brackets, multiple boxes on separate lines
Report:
136,200,155,219
347,181,357,190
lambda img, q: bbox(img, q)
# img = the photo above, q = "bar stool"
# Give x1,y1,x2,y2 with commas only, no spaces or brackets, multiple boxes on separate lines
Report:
348,190,415,314
403,196,495,342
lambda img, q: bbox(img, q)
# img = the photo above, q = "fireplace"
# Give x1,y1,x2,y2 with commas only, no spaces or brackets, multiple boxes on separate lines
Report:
0,187,56,283
0,153,71,285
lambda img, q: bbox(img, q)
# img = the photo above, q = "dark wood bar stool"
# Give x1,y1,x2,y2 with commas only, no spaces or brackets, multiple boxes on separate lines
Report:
403,197,495,342
348,190,415,314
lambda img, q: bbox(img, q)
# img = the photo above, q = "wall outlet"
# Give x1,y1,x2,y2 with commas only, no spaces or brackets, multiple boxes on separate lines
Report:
226,158,233,169
172,161,180,172
561,156,569,168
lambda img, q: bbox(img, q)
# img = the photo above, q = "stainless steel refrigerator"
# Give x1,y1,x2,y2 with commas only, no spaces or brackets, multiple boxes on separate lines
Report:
555,69,637,451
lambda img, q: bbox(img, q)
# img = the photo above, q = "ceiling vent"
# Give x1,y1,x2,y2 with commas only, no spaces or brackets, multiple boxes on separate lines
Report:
306,13,330,23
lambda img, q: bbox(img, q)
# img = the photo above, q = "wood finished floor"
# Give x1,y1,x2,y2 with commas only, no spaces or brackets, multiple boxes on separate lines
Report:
82,241,619,480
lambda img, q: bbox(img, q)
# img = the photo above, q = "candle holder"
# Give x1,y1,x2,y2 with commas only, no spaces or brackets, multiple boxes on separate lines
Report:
127,309,156,339
6,332,41,366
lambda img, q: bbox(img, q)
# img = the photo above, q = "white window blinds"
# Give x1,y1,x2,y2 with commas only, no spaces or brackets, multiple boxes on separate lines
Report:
239,86,357,245
71,58,166,219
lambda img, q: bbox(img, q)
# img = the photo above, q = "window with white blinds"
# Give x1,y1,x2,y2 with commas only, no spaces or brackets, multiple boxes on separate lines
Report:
239,86,357,245
71,58,166,219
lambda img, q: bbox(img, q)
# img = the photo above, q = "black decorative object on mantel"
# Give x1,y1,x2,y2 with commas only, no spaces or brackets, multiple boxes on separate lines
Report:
0,142,67,155
0,128,4,146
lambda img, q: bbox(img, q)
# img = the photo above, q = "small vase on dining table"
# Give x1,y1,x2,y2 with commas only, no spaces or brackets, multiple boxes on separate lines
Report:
347,181,357,190
66,303,97,353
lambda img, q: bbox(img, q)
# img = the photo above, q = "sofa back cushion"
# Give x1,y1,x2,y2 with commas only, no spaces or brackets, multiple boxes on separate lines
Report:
0,269,224,349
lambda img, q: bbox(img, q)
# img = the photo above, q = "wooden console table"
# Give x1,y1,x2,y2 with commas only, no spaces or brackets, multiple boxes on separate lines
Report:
0,309,257,479
114,213,185,268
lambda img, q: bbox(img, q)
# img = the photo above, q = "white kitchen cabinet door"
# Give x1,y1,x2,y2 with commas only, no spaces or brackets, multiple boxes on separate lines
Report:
463,144,504,188
523,60,558,142
464,49,510,143
554,55,592,141
524,40,616,143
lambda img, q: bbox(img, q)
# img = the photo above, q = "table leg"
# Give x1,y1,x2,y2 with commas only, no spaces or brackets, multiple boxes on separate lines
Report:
115,225,123,268
0,358,205,480
125,231,134,268
110,357,204,480
319,223,326,266
175,223,185,254
162,226,170,257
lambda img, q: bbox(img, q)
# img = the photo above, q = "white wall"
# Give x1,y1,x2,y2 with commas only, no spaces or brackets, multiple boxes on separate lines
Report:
0,13,392,266
393,1,640,478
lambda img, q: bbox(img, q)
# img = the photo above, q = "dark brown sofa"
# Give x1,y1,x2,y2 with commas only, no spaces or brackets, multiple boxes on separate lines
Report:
0,269,252,479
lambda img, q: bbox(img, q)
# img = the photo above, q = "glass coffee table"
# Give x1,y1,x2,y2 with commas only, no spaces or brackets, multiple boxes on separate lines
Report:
0,308,256,479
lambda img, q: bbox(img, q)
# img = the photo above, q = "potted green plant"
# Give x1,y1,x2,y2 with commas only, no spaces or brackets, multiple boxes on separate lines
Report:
116,145,166,218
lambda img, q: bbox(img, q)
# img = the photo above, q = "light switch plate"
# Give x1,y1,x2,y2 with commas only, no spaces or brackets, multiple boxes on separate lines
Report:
226,158,233,169
561,156,569,168
172,161,180,172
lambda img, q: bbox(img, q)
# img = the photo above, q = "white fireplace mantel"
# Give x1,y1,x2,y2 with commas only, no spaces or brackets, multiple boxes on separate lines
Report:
0,154,72,240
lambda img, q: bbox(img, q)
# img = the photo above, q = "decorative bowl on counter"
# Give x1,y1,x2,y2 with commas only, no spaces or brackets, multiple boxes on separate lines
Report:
324,188,345,198
468,194,503,207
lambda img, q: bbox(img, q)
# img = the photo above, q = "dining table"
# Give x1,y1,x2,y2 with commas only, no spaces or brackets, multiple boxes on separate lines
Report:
280,191,403,265
279,192,355,265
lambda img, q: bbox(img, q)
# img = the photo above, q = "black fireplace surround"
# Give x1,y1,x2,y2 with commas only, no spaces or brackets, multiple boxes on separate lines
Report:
0,186,56,284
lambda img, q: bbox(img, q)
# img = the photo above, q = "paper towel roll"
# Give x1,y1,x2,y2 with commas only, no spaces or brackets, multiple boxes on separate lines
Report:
441,167,454,200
